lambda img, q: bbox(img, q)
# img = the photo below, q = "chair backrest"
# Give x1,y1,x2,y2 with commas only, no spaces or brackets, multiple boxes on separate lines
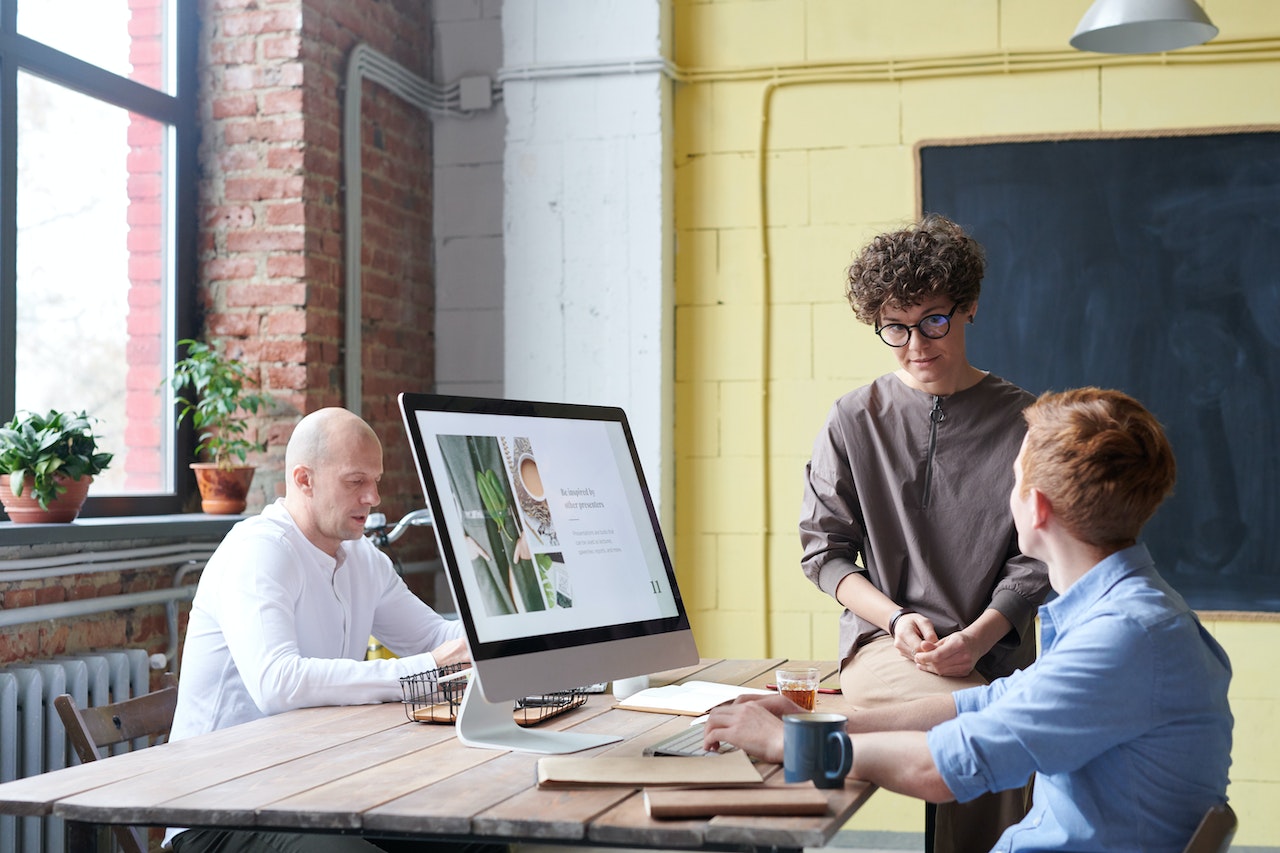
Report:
53,673,178,853
1183,803,1237,853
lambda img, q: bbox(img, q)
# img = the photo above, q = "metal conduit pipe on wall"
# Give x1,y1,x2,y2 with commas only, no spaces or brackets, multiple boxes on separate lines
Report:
340,43,669,413
342,44,500,413
0,587,197,630
0,544,216,582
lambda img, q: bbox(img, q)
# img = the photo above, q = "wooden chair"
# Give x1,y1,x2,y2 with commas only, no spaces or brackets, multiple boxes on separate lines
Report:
53,672,178,853
1183,803,1237,853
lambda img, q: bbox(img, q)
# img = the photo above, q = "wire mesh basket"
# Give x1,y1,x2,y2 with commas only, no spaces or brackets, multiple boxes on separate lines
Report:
400,664,587,727
400,663,471,723
512,688,588,727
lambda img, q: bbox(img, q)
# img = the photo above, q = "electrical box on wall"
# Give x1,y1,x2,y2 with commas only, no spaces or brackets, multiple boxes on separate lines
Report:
459,76,492,111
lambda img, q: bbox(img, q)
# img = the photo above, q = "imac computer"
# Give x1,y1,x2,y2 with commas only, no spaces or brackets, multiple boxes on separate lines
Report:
398,393,699,754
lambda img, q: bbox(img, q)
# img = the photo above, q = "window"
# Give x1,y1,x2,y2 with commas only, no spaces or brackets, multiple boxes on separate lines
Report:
1,0,197,515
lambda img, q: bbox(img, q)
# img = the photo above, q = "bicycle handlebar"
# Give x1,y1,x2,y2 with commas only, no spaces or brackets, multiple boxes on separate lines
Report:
364,508,434,546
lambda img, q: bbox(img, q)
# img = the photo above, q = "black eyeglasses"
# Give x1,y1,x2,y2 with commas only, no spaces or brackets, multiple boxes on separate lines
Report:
875,303,960,347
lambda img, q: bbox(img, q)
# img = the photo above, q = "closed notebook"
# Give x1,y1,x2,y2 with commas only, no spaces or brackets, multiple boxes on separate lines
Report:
535,748,763,789
644,786,830,818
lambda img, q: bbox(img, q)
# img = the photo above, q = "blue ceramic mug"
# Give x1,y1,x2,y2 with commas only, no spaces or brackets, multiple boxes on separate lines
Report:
782,712,852,788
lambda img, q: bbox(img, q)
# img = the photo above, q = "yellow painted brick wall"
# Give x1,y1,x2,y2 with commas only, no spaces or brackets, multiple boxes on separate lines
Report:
671,0,1280,845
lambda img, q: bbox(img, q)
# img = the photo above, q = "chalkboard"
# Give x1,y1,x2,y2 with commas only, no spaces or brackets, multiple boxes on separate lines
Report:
919,129,1280,613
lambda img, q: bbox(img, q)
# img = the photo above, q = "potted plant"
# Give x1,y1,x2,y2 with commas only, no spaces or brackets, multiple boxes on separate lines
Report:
170,338,273,514
0,409,114,523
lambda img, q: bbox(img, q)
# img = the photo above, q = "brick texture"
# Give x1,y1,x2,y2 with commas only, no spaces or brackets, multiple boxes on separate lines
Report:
197,0,435,531
0,0,440,671
124,0,165,491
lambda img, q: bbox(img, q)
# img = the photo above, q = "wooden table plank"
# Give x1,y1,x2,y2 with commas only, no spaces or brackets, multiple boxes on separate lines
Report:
53,704,410,826
255,730,497,830
1,659,873,852
646,658,723,687
476,784,639,843
363,750,542,837
690,659,784,689
266,698,657,834
0,704,395,816
374,704,688,843
142,718,457,829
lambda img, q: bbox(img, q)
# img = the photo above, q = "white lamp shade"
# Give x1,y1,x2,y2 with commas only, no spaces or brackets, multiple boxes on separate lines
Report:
1070,0,1218,54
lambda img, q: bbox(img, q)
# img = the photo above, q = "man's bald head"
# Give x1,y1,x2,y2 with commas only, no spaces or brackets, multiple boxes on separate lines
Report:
282,408,384,554
285,408,381,476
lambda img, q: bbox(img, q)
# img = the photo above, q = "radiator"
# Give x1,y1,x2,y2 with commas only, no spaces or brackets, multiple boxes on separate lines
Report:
0,648,150,853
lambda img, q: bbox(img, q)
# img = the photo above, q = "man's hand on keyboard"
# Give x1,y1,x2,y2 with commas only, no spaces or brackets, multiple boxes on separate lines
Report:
703,693,800,764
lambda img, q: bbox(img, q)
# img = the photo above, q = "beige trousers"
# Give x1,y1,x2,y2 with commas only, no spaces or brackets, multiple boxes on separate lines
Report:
840,636,1032,853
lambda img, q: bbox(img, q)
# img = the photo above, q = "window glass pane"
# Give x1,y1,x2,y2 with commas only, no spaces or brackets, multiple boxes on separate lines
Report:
16,72,173,495
17,0,172,94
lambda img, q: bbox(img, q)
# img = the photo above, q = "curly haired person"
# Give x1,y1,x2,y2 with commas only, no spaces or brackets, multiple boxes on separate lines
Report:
799,214,1050,852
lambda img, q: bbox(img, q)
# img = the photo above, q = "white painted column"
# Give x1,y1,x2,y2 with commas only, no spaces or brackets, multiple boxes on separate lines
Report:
500,0,673,524
432,0,507,399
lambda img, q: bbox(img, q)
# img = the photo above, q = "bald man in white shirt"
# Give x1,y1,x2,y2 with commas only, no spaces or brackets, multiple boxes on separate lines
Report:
166,408,471,853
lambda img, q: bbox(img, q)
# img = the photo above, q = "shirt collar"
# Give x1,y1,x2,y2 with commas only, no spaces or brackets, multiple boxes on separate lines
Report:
264,498,348,568
1040,542,1155,642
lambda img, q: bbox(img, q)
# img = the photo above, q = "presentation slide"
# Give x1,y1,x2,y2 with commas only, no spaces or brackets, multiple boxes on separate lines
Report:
414,410,679,644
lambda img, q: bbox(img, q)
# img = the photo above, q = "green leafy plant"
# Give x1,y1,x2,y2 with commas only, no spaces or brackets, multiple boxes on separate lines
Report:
0,409,114,509
169,338,273,470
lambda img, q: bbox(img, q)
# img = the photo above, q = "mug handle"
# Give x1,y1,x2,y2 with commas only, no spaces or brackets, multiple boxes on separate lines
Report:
824,731,853,785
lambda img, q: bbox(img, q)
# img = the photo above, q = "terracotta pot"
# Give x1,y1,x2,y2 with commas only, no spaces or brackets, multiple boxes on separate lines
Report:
191,464,255,514
0,473,94,523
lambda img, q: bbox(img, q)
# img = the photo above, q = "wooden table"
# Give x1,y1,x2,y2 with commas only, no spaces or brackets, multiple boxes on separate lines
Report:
0,659,873,852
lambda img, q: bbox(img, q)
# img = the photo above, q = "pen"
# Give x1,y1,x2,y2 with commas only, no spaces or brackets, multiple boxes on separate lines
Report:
765,683,841,694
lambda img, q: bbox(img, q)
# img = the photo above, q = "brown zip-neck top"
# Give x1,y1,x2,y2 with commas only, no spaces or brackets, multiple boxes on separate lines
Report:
800,372,1050,681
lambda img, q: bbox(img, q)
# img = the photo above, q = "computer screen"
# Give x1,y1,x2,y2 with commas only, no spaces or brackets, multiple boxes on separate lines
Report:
398,392,699,752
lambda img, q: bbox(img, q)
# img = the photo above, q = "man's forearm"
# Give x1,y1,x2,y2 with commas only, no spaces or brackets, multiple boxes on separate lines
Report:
850,731,955,803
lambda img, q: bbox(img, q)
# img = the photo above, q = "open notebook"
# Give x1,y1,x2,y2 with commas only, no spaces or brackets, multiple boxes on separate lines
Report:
613,681,771,716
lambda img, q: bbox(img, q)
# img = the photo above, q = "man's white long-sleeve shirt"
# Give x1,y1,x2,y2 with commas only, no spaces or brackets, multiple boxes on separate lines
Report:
169,499,463,741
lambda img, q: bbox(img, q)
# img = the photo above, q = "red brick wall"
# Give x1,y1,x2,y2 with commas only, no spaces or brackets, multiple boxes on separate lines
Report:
0,0,440,671
124,0,165,490
0,564,183,670
198,0,436,524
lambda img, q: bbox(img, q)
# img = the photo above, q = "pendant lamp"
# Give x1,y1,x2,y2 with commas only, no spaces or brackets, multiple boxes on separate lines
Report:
1070,0,1218,54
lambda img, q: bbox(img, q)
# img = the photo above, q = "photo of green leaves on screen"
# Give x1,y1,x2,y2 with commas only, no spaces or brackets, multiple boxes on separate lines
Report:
437,434,571,617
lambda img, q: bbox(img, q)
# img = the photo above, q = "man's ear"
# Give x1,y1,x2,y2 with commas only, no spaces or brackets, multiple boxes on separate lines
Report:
967,298,978,324
291,464,315,495
1030,487,1052,529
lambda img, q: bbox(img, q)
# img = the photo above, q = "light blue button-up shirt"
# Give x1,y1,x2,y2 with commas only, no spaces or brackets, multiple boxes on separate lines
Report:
928,544,1232,852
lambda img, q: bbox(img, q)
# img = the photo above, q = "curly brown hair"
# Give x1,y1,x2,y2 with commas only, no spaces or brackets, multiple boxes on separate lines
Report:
1020,388,1177,550
844,213,985,326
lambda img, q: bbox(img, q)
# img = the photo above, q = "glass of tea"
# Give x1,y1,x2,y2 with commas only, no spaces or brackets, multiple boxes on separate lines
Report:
775,667,821,711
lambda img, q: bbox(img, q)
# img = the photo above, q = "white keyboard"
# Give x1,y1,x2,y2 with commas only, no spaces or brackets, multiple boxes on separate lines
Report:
643,721,736,757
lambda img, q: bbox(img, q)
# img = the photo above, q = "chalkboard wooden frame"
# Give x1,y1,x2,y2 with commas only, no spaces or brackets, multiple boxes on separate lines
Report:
916,128,1280,618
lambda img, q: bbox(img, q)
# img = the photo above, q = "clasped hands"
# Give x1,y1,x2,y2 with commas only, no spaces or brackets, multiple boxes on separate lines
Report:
892,612,980,678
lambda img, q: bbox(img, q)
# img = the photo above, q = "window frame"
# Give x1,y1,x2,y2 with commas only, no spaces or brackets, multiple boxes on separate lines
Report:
0,1,199,516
